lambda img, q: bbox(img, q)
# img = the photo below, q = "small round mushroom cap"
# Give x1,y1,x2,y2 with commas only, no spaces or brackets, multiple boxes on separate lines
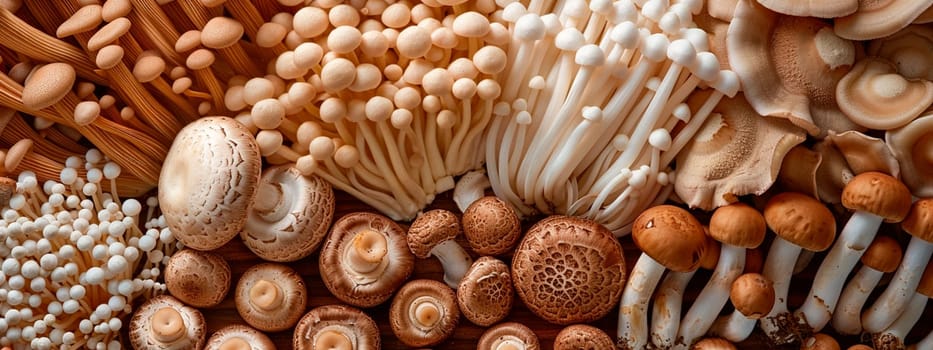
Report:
241,165,334,262
836,58,933,130
462,196,521,256
801,333,841,350
407,209,461,258
320,212,414,307
389,279,459,348
204,324,275,350
164,249,231,308
902,198,933,243
886,114,933,197
552,324,614,350
129,295,206,349
632,205,708,272
293,304,381,350
234,263,307,332
700,235,722,271
477,322,540,350
512,216,626,325
159,117,261,250
692,337,737,350
841,171,912,222
834,0,933,40
764,192,836,252
709,202,767,248
730,273,775,319
201,17,245,49
457,256,513,327
860,235,903,273
21,63,76,110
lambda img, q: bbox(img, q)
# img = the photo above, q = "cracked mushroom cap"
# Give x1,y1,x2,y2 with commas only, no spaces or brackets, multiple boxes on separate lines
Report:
234,263,307,332
764,192,836,251
693,337,738,350
861,235,903,273
730,273,775,319
709,203,767,249
292,304,380,350
512,216,626,325
841,171,912,222
462,196,522,256
552,324,614,350
204,324,275,350
129,295,206,349
886,114,933,197
319,212,414,307
407,209,461,258
159,117,261,250
902,199,933,244
457,256,514,327
836,58,933,130
834,0,933,40
164,249,231,308
389,279,460,348
241,165,335,262
477,322,540,350
756,0,856,18
632,205,708,272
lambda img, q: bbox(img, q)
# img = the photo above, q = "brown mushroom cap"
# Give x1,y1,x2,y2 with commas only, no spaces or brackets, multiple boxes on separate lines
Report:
477,322,540,350
241,166,334,262
834,0,933,40
457,256,513,327
511,216,626,325
234,263,307,332
700,235,723,271
293,304,380,350
159,117,261,250
730,273,775,319
918,261,933,297
129,295,206,349
462,196,522,256
841,171,912,222
320,212,414,307
835,58,933,130
204,324,275,350
777,145,822,198
709,202,766,248
756,0,856,18
553,324,615,350
847,345,873,350
407,209,461,258
860,235,903,273
801,333,841,350
632,205,708,272
21,63,76,110
201,17,244,49
886,114,933,197
389,279,460,348
692,337,738,350
902,199,933,243
764,192,836,251
826,130,901,178
164,249,231,308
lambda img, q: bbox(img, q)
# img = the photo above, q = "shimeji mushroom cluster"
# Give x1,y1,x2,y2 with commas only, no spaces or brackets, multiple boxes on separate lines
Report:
0,150,176,349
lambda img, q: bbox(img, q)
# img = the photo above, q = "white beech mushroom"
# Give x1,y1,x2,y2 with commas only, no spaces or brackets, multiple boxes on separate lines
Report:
834,0,933,40
832,235,903,335
618,205,707,350
292,304,380,350
886,114,933,197
389,279,459,348
553,324,615,350
709,273,776,342
234,263,307,332
164,249,231,308
457,256,513,327
835,58,933,131
241,165,334,262
477,322,539,350
651,234,720,349
453,170,491,213
796,172,911,333
319,212,414,307
406,209,473,289
204,324,275,350
129,295,205,349
462,196,522,256
758,192,836,345
872,261,932,350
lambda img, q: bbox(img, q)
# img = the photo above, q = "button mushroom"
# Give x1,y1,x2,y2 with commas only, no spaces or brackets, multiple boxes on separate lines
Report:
292,304,380,350
319,212,414,307
164,248,231,308
407,209,473,289
389,279,459,348
205,324,275,350
129,295,206,349
553,324,614,350
234,263,307,332
709,273,776,342
886,114,933,197
462,196,522,256
832,235,903,335
457,256,513,327
477,322,540,350
513,215,626,325
692,337,738,350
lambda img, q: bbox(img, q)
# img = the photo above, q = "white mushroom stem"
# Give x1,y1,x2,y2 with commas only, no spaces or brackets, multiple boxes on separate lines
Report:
832,264,886,335
678,244,746,348
862,237,933,333
873,293,927,350
759,237,804,344
617,253,667,350
709,309,758,342
430,240,473,289
796,210,883,332
452,170,491,213
650,270,695,348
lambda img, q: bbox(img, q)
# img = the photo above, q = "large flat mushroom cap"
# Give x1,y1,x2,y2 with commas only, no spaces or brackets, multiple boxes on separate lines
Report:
159,117,261,250
457,256,514,326
632,205,707,273
164,249,231,308
764,192,836,251
477,322,540,349
841,171,912,222
834,0,933,40
836,58,933,130
204,324,275,350
755,0,857,18
902,199,933,243
292,304,381,350
553,324,615,350
129,295,206,350
407,209,461,258
512,216,626,325
886,114,933,197
234,263,307,332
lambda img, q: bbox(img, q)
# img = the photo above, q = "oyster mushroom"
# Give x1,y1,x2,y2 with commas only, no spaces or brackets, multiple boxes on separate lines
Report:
835,58,933,130
553,324,614,350
407,209,473,289
319,212,414,307
204,324,275,350
776,145,822,197
164,249,231,308
234,263,307,332
832,235,903,335
834,0,933,40
462,196,522,256
292,304,380,350
513,216,626,325
477,322,540,350
756,0,857,18
867,25,933,81
457,256,514,327
709,273,776,342
886,114,933,197
389,279,459,348
129,295,206,349
826,131,900,178
241,165,335,262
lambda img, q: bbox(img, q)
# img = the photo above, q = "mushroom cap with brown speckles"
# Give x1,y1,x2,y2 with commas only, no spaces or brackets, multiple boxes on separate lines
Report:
764,192,836,251
293,304,381,350
164,249,231,308
407,209,461,258
553,324,614,350
477,322,540,350
841,171,912,222
389,279,459,347
730,273,775,319
457,256,513,327
204,324,274,350
234,263,307,332
462,196,522,256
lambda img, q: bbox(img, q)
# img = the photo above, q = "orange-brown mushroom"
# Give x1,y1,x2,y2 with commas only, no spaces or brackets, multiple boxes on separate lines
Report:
477,322,539,350
553,324,614,350
204,324,275,350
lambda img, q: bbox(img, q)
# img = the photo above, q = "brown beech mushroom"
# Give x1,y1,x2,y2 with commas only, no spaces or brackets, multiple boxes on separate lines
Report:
833,235,903,335
802,333,841,350
710,273,775,342
513,216,625,325
204,324,275,350
241,165,334,262
407,209,473,288
477,322,540,350
462,196,522,256
320,212,414,307
692,337,738,350
164,249,231,308
292,304,380,350
129,295,206,349
159,117,261,250
457,256,513,327
834,0,933,40
755,0,856,18
835,58,933,130
553,324,615,350
234,263,307,332
886,114,933,196
870,260,933,350
389,279,459,348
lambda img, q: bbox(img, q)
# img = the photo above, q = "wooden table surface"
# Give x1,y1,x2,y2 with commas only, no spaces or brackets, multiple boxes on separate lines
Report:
199,190,931,349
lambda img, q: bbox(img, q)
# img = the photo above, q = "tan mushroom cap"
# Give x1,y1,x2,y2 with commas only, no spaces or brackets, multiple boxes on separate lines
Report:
293,304,380,350
204,324,275,350
860,235,903,273
841,171,912,222
201,16,245,49
917,261,933,297
902,199,933,243
802,333,841,350
21,63,76,110
164,249,231,308
159,117,261,250
709,203,767,248
776,145,821,198
241,166,334,262
826,130,900,178
763,192,836,251
553,324,615,350
129,295,206,349
756,0,856,18
389,279,459,348
457,256,513,327
319,212,414,307
868,25,933,81
886,114,933,197
462,196,522,256
234,263,307,332
834,0,933,40
836,58,933,130
477,322,540,350
730,273,775,319
632,205,707,272
692,337,738,350
407,209,461,258
512,216,626,325
847,345,873,350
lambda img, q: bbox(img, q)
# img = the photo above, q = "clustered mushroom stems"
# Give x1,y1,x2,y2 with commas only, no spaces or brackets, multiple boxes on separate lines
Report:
831,235,902,335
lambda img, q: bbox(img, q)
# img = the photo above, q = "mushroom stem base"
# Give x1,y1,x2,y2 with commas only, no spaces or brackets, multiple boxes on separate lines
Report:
617,254,666,350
